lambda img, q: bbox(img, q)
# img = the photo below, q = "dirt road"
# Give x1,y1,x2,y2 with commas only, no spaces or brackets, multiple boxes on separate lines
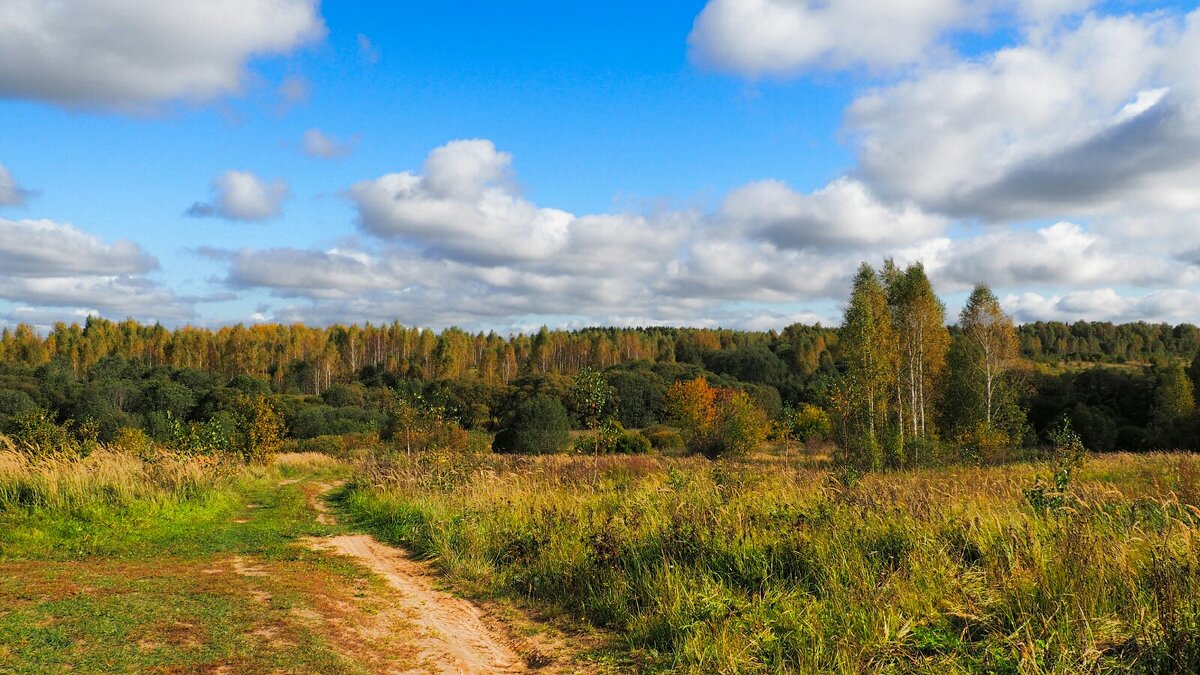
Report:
306,482,529,674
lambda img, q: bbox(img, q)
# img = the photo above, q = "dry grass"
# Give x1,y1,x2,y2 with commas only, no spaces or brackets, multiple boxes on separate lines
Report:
346,450,1200,673
0,447,232,512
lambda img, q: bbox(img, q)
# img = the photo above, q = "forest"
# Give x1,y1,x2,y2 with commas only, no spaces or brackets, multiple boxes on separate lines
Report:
1,260,1198,458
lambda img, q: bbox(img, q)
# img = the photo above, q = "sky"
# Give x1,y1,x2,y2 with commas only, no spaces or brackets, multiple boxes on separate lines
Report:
1,0,1199,334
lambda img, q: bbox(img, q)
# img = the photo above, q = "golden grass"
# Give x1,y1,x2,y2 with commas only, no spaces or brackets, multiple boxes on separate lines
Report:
0,447,230,512
346,450,1200,673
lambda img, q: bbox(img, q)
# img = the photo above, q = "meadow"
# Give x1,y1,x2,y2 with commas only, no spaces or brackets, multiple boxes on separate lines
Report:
5,423,1200,673
342,448,1200,673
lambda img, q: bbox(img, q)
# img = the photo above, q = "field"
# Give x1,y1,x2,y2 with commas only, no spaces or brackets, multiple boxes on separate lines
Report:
3,443,1200,673
342,450,1200,673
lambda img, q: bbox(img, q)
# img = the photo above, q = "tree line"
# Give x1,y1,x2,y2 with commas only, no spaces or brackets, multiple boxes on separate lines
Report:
1,273,1198,458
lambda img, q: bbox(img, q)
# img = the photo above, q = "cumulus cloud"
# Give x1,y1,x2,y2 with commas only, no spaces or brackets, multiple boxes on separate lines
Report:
687,0,1096,77
0,162,31,206
187,171,289,221
228,140,885,328
718,177,947,250
224,137,1200,330
847,10,1200,227
926,222,1200,291
0,218,190,321
301,128,358,159
0,219,156,276
0,0,325,110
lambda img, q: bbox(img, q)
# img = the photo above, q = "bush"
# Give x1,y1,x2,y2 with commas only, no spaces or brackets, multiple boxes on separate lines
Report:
614,430,651,454
382,395,469,453
645,426,685,452
111,427,154,458
237,395,285,465
493,395,570,455
4,408,79,456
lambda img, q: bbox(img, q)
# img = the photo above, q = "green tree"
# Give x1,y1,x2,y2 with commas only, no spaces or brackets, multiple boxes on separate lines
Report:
493,395,570,455
236,395,284,465
711,389,770,458
1148,364,1196,448
570,367,616,453
839,263,895,469
886,262,949,445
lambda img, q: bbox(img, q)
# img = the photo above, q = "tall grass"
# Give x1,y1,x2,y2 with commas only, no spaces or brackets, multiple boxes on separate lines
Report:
0,437,233,514
345,451,1200,673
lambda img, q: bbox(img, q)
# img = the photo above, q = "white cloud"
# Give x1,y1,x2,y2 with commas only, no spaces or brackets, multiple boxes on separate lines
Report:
0,0,325,110
847,10,1200,225
718,177,947,250
357,34,381,65
0,162,30,206
689,0,971,76
187,170,289,221
926,222,1198,291
1004,288,1200,324
0,218,190,321
687,0,1097,77
226,137,1200,330
301,128,358,159
277,74,311,111
0,219,156,276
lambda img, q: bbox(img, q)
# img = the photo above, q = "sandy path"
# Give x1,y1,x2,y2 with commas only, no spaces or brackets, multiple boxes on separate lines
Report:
307,484,527,674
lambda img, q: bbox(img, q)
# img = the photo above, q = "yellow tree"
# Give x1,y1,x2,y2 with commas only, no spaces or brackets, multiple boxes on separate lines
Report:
665,377,717,452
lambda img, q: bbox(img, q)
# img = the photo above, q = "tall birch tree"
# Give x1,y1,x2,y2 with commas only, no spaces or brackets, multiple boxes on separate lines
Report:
841,263,894,468
959,284,1018,428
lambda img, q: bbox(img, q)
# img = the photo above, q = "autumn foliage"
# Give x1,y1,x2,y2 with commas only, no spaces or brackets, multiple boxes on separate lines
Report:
665,377,769,457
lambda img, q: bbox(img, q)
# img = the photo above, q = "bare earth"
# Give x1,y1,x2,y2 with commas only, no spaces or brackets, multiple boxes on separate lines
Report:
307,482,529,674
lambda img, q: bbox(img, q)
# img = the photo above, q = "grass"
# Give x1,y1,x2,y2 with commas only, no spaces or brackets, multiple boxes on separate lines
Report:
0,447,423,673
343,450,1200,673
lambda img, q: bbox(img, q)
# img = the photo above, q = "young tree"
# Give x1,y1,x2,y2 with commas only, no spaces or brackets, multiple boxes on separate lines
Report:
493,395,571,455
1148,363,1196,448
571,367,616,454
712,389,770,458
959,284,1018,428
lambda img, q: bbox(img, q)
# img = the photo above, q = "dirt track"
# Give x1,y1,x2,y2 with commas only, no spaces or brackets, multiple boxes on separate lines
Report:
308,483,527,674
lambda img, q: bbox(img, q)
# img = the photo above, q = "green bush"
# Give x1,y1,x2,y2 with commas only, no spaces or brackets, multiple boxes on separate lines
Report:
646,426,685,452
493,395,570,455
614,430,651,454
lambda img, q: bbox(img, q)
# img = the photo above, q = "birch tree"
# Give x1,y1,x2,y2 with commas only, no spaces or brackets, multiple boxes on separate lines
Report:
886,262,949,441
959,284,1018,428
841,263,895,468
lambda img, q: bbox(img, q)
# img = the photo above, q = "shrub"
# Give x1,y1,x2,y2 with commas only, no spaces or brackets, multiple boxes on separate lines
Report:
111,427,154,458
382,395,469,454
4,408,77,456
646,427,685,452
237,395,285,465
614,430,651,455
709,389,770,458
493,395,570,455
791,404,832,442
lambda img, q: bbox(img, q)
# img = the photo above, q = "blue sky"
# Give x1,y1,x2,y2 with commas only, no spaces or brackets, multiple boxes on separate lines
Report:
1,1,1199,332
